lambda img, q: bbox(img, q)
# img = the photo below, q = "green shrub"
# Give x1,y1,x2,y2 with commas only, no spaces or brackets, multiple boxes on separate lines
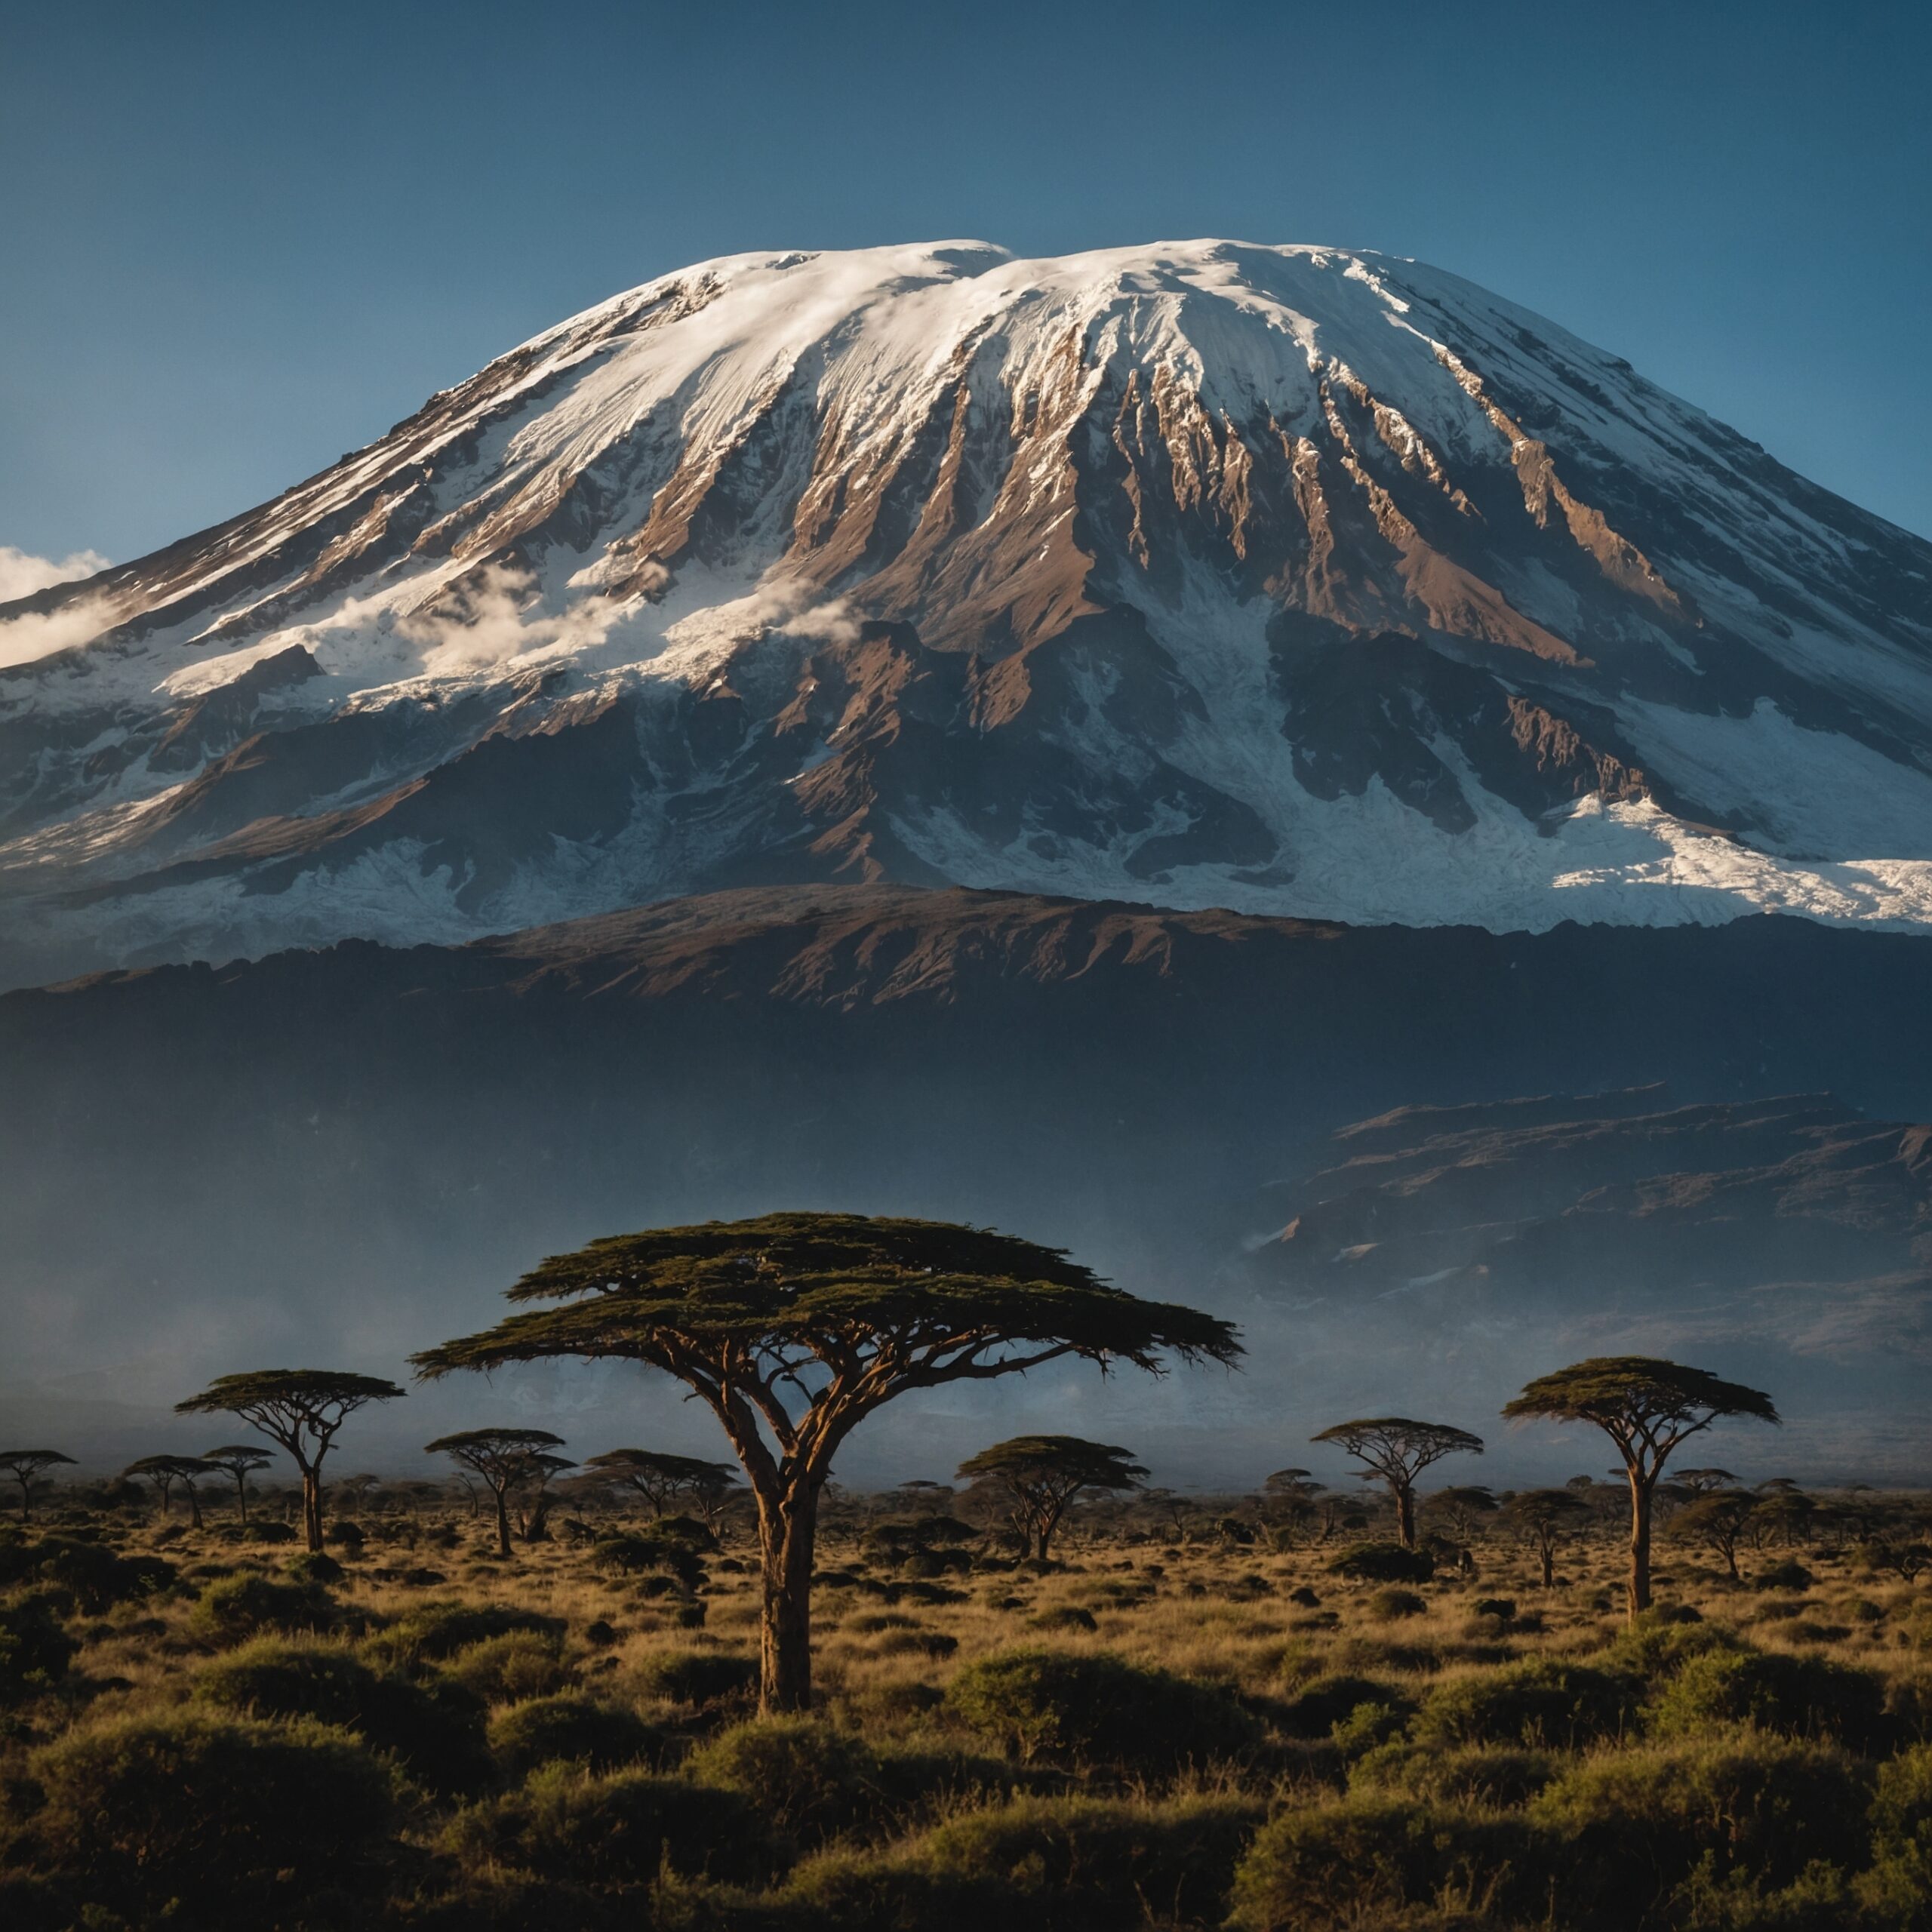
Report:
1870,1743,1932,1865
1532,1734,1870,1924
0,1592,77,1704
685,1715,879,1841
364,1600,564,1668
1278,1672,1415,1739
444,1763,768,1887
590,1522,713,1591
1332,1543,1436,1584
1754,1560,1816,1592
1414,1660,1638,1750
627,1647,760,1708
285,1550,345,1585
1367,1587,1429,1622
27,1710,394,1921
764,1847,996,1930
488,1695,664,1778
0,1534,173,1611
1351,1741,1559,1810
190,1571,335,1644
1227,1796,1547,1930
442,1629,576,1704
1647,1647,1888,1753
195,1638,494,1794
945,1647,1260,1771
907,1791,1265,1932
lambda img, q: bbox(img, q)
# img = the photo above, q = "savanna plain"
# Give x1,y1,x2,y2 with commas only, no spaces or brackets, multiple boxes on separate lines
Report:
3,1438,1931,1931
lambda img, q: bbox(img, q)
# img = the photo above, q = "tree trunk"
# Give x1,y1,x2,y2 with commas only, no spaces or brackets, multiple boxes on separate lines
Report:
1625,1469,1653,1623
1540,1540,1555,1589
186,1484,203,1530
234,1476,250,1524
1395,1482,1417,1550
303,1467,325,1553
492,1486,512,1559
758,1484,818,1714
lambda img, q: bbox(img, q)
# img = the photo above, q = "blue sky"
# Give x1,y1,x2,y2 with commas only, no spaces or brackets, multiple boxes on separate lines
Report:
4,0,1929,566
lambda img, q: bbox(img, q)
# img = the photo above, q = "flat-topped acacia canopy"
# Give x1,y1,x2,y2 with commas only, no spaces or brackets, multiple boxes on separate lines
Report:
413,1212,1241,1710
412,1213,1242,1385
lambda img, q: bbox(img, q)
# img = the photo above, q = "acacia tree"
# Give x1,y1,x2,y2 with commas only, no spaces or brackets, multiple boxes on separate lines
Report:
955,1435,1147,1561
585,1449,740,1521
1672,1487,1757,1581
425,1429,567,1558
1503,1487,1592,1588
1503,1357,1779,1623
125,1455,216,1528
1310,1418,1484,1549
413,1212,1241,1712
0,1449,75,1523
1261,1468,1325,1546
176,1371,406,1552
200,1444,275,1523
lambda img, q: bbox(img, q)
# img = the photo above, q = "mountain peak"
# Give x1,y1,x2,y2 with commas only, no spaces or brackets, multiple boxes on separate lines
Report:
2,240,1930,986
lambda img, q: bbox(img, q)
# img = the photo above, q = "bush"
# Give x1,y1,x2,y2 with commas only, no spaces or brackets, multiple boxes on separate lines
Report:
444,1764,768,1887
1278,1672,1415,1740
1367,1587,1428,1622
285,1550,345,1585
442,1630,576,1705
1754,1560,1816,1592
685,1716,879,1842
27,1710,394,1921
0,1592,77,1704
590,1522,713,1592
764,1847,996,1930
1532,1734,1870,1924
627,1647,760,1708
488,1695,664,1778
0,1534,173,1612
1414,1660,1638,1750
946,1648,1260,1771
365,1600,565,1669
911,1791,1266,1932
1351,1741,1560,1810
195,1638,494,1794
190,1571,335,1644
1646,1647,1888,1753
1863,1742,1932,1918
1227,1796,1546,1930
1332,1543,1436,1584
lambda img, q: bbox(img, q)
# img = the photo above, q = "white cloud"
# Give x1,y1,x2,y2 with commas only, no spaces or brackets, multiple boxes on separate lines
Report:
396,562,621,675
0,547,117,670
0,545,110,605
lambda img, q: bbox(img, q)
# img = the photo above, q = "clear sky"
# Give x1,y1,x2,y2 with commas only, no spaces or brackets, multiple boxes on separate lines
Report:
3,0,1928,568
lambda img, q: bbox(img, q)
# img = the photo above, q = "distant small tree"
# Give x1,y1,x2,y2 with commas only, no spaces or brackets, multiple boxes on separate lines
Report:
584,1448,740,1520
1752,1478,1815,1548
1310,1418,1484,1549
0,1449,75,1522
1503,1357,1779,1623
511,1451,574,1543
1261,1468,1325,1546
1426,1484,1500,1545
424,1429,567,1558
1503,1487,1592,1588
199,1445,275,1523
1673,1467,1738,1497
1671,1487,1757,1581
176,1371,406,1552
412,1213,1239,1712
955,1436,1147,1561
124,1455,216,1529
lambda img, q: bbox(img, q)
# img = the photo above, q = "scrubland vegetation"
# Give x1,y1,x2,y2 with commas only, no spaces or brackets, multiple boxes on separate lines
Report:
3,1468,1931,1931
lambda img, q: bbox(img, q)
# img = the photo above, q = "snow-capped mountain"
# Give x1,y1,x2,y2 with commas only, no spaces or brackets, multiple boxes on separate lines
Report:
5,238,1932,984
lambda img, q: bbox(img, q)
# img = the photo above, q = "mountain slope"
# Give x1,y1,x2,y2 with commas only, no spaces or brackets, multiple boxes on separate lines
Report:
6,887,1931,1474
5,240,1931,983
